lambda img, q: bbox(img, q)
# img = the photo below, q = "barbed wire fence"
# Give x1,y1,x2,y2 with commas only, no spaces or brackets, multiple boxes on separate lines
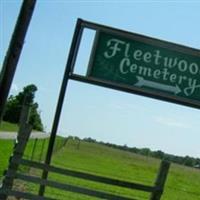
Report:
22,136,69,163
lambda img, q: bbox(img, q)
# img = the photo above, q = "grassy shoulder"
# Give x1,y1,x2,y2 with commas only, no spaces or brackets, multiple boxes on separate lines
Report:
27,139,200,200
0,121,19,132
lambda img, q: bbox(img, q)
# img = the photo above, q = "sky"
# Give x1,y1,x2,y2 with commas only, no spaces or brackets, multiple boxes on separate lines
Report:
1,0,200,158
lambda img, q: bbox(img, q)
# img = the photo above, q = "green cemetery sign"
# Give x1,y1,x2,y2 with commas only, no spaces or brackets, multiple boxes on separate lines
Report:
88,31,200,107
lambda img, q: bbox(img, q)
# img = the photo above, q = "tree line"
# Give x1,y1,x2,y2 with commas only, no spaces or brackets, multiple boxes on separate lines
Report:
83,137,200,168
3,84,43,131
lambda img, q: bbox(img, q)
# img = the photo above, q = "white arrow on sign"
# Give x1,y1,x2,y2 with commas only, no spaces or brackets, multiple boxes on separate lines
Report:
135,76,181,94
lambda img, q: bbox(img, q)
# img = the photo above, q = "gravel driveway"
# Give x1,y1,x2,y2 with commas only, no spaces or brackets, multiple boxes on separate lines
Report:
0,131,49,139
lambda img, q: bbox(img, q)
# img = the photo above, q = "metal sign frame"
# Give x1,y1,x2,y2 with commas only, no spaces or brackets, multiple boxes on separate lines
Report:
39,18,199,196
77,20,200,109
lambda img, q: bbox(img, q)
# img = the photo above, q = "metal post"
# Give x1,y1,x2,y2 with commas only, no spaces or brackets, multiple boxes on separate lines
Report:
0,0,36,123
38,18,84,196
150,160,170,200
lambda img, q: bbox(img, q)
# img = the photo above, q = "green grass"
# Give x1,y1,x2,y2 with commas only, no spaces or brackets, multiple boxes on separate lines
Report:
0,121,19,132
0,138,48,178
0,140,15,178
1,138,199,199
0,136,66,180
24,139,200,200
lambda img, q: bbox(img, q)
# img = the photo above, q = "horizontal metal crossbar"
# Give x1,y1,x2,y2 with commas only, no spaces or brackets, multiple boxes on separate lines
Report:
81,19,199,53
0,189,55,200
69,74,200,110
10,172,137,200
17,158,156,193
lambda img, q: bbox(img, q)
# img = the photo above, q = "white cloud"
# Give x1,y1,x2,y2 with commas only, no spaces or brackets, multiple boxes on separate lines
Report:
154,116,190,128
110,102,141,112
11,83,18,92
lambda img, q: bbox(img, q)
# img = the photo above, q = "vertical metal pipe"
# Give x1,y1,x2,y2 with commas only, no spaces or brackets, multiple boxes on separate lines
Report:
38,18,84,196
0,0,36,123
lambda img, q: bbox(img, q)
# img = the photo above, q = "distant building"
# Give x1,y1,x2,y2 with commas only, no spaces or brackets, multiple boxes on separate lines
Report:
194,164,200,169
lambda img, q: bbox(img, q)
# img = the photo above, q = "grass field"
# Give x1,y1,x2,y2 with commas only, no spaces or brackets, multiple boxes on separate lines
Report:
21,139,200,200
1,123,199,199
0,121,19,132
0,138,49,179
0,136,66,180
0,121,66,180
0,121,46,178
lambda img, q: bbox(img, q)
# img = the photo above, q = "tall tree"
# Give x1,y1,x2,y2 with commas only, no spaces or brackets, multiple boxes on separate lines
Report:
3,84,43,131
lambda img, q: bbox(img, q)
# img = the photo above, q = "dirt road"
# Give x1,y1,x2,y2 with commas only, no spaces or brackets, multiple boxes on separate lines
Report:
0,131,49,139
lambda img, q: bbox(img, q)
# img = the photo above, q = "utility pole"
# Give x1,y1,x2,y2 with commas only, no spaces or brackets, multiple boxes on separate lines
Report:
0,0,37,123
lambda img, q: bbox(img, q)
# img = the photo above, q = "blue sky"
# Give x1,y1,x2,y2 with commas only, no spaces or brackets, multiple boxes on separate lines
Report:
1,0,200,158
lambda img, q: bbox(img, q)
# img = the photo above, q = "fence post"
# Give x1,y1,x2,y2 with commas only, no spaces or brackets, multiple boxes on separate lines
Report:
30,138,38,161
150,160,170,200
77,139,80,150
0,105,32,199
53,139,57,153
64,138,68,146
57,139,61,151
39,139,46,162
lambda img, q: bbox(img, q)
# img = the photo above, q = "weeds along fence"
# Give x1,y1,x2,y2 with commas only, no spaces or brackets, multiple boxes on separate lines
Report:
22,136,68,163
